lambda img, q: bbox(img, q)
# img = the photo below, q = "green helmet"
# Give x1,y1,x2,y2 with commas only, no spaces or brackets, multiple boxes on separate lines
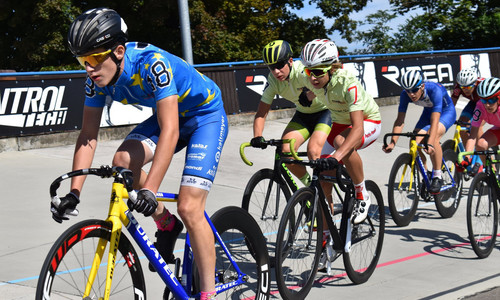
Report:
262,40,293,65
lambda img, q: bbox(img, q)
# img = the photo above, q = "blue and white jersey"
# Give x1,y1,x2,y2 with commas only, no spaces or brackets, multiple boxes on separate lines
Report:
398,81,454,115
84,42,223,117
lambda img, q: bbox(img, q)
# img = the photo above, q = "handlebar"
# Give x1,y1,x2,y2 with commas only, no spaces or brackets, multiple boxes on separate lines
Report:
239,138,301,166
454,120,471,127
282,158,352,193
383,132,430,149
458,150,500,163
49,166,137,207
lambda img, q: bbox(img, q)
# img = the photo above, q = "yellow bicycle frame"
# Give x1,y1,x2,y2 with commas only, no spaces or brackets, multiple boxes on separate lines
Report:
83,182,175,299
399,139,420,192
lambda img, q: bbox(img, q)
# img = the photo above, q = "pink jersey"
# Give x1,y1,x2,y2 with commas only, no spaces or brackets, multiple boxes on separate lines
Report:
471,101,500,128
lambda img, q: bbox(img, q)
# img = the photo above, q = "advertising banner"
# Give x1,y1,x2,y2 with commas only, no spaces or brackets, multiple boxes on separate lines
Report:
374,56,461,97
235,68,295,113
0,78,85,137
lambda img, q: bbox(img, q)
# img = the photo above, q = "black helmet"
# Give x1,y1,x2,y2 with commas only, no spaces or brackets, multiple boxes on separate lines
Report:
68,8,128,56
262,40,293,65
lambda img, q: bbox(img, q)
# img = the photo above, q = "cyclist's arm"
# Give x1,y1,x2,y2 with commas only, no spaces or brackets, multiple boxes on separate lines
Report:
143,95,179,194
332,110,364,162
70,105,103,197
464,125,481,152
253,101,271,137
383,112,405,152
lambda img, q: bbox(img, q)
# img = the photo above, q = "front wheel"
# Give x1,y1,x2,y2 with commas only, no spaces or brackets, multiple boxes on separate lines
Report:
466,173,498,258
275,187,323,300
388,153,419,227
435,149,462,218
241,168,291,266
193,206,271,299
343,180,385,284
35,219,146,300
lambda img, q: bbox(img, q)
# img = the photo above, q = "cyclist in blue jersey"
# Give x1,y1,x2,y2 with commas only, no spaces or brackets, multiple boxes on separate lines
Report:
383,70,456,194
51,8,226,299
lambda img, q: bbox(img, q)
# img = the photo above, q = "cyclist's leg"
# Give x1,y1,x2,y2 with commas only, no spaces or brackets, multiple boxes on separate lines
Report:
305,109,331,161
459,101,475,142
476,127,500,167
281,112,309,184
177,109,228,294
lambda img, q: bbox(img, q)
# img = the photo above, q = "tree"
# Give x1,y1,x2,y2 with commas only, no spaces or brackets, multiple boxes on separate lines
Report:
390,0,500,50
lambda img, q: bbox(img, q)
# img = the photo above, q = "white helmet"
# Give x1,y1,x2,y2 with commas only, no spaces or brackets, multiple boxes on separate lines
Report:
400,69,424,90
477,77,500,99
456,68,479,86
300,39,339,68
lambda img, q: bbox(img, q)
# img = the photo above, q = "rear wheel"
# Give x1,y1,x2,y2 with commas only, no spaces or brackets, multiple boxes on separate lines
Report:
343,180,385,284
193,206,271,299
466,173,498,258
388,153,419,226
435,149,462,218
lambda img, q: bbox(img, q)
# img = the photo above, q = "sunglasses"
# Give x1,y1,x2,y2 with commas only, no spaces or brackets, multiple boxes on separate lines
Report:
480,97,499,105
405,86,422,94
76,49,112,67
460,84,474,90
304,66,332,78
268,60,288,71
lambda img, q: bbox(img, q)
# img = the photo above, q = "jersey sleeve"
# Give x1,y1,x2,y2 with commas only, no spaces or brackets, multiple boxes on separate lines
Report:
428,86,444,113
142,55,179,101
83,76,107,107
451,83,462,102
398,91,410,113
471,102,485,127
260,74,278,105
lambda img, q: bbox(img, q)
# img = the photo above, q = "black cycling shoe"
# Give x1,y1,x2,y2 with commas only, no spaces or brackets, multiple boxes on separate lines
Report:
429,177,443,195
149,215,184,272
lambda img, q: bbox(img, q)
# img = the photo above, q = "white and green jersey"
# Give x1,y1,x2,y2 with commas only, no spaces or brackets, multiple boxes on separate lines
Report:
305,69,381,125
261,60,328,114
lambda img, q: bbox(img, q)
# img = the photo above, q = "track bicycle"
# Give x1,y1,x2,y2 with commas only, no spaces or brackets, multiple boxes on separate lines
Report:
459,150,500,258
35,165,270,300
384,132,462,227
239,138,304,265
274,159,385,299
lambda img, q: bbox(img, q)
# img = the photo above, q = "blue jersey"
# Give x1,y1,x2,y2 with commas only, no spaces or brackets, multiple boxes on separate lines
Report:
84,42,223,117
398,81,454,115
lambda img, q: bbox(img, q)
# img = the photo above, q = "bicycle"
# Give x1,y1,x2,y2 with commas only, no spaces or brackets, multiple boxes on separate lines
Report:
459,150,500,258
274,159,385,299
239,138,304,265
384,132,463,227
35,165,270,299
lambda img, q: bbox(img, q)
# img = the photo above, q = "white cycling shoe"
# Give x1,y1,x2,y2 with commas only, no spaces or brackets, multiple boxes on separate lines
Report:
353,196,371,224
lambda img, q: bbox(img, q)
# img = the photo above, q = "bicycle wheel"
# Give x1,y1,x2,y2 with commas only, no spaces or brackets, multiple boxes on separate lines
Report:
275,187,323,300
242,168,291,267
36,219,146,300
466,172,498,258
435,149,462,218
193,206,270,299
343,180,385,284
388,153,419,227
441,139,455,153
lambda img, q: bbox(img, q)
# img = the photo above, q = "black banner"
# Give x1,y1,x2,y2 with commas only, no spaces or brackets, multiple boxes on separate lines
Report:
374,56,460,97
0,78,85,137
235,67,295,113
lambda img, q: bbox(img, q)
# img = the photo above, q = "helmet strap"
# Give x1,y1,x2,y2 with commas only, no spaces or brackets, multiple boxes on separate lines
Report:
107,49,123,86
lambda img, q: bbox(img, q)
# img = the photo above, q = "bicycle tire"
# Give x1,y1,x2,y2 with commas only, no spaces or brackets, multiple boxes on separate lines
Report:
441,139,455,153
388,153,419,227
435,149,462,218
343,180,385,284
36,219,146,300
466,172,498,258
275,187,323,300
193,206,271,299
241,168,292,267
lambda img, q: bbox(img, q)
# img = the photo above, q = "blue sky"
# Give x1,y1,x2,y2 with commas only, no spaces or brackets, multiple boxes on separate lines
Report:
292,0,421,52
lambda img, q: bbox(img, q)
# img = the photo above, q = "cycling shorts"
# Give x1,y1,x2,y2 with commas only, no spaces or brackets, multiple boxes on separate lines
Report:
285,109,332,140
415,106,456,132
125,108,228,191
459,100,476,120
321,119,381,156
484,126,500,143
